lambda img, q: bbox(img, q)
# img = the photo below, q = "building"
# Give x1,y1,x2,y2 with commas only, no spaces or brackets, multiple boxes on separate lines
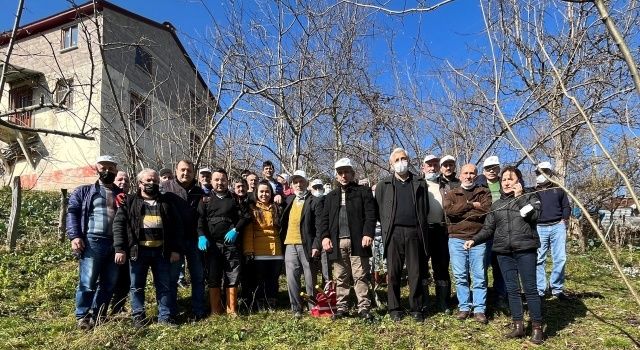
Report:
0,0,215,190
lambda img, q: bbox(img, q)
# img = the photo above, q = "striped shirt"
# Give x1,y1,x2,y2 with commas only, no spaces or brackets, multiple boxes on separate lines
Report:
87,186,116,238
142,200,163,241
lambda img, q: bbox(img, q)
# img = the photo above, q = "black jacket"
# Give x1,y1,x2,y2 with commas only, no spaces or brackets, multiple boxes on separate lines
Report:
375,173,430,257
438,174,460,191
472,191,541,254
319,183,376,259
279,193,322,260
197,191,251,242
112,192,184,260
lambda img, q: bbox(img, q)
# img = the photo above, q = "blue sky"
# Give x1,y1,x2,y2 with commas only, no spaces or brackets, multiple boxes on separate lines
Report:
1,0,486,74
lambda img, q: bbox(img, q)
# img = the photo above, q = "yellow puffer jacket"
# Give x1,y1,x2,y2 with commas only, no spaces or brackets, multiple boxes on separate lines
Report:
242,202,282,257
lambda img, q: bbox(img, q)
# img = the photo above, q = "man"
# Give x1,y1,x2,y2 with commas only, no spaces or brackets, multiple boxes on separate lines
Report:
159,168,174,182
232,178,249,203
421,154,451,314
280,170,322,317
376,148,430,322
535,161,571,300
475,156,507,307
278,173,294,196
111,170,131,314
113,169,183,327
167,160,207,319
199,167,213,196
67,155,122,330
320,158,376,321
246,172,259,203
444,164,492,324
114,171,131,193
198,168,251,316
262,160,283,203
310,178,330,283
439,155,461,190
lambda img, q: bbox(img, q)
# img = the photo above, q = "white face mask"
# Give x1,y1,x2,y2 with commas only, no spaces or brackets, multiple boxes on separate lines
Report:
425,172,439,181
393,160,409,175
536,174,549,185
312,191,323,198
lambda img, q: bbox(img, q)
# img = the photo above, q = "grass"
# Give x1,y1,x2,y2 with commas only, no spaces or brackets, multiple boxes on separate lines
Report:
0,188,639,349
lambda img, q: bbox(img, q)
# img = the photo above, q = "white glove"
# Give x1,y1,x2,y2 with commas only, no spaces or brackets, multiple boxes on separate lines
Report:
520,204,534,217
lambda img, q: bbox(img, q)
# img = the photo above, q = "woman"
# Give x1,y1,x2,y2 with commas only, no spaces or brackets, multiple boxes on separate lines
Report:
242,180,283,310
464,166,544,344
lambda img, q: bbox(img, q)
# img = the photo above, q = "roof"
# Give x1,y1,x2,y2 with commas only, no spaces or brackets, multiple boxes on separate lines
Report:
0,0,217,103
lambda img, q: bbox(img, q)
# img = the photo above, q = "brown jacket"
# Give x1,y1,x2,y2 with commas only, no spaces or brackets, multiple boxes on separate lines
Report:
443,185,491,240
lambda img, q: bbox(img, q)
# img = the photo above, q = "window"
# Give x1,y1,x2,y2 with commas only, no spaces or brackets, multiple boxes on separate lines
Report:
135,46,153,74
55,79,73,108
9,86,33,127
61,25,78,50
189,130,201,156
130,92,149,127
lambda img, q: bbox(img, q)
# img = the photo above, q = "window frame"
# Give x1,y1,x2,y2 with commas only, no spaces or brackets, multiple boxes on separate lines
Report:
135,46,153,75
61,24,79,51
129,91,149,128
54,79,74,108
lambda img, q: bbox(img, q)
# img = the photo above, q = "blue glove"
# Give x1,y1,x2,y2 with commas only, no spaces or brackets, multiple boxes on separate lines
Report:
198,236,209,251
224,228,238,244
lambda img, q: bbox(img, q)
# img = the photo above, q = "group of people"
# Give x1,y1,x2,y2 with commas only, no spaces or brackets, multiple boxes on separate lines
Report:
66,149,571,345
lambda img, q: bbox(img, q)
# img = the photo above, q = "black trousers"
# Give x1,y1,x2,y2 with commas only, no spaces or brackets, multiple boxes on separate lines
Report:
387,225,427,314
207,241,241,288
426,224,451,284
111,260,130,313
496,249,542,322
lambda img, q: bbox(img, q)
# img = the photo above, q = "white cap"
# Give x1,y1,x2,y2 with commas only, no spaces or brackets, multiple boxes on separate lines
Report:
289,170,307,181
199,167,212,174
310,179,323,187
439,155,456,166
483,156,500,168
537,161,552,170
334,157,354,169
96,155,117,165
279,173,290,182
423,154,439,163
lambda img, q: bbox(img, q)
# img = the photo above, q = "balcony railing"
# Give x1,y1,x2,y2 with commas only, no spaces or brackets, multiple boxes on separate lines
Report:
8,111,33,127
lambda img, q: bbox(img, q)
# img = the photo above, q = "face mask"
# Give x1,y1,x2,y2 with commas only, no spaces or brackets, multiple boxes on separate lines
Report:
99,171,116,185
425,172,438,181
536,175,549,185
143,183,160,196
312,190,323,197
393,160,408,175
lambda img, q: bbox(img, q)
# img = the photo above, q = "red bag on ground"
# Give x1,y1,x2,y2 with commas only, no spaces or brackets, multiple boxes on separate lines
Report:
310,281,337,317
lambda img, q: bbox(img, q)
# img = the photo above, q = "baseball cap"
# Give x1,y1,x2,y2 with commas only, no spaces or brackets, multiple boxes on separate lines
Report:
310,179,323,187
96,155,117,165
199,167,212,174
439,155,456,166
334,158,354,169
159,168,173,177
537,161,552,170
279,173,290,182
289,170,307,182
483,156,500,168
423,154,439,163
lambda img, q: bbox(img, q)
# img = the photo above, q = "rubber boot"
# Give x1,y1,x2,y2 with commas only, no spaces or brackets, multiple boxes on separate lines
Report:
226,287,239,317
530,322,544,344
505,320,525,339
435,281,452,315
209,288,224,315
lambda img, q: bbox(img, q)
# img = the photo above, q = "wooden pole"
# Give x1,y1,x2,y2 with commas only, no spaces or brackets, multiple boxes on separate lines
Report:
7,176,21,251
57,188,68,242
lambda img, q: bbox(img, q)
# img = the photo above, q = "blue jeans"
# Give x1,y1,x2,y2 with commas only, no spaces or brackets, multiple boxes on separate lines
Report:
448,238,487,313
536,221,566,296
497,250,542,322
171,239,206,317
75,236,118,320
129,247,175,322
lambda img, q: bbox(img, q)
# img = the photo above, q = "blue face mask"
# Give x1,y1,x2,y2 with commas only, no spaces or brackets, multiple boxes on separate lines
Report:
425,172,439,181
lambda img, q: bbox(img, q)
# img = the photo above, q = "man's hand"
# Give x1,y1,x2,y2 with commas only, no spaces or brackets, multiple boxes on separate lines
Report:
115,193,126,207
322,238,333,253
115,252,126,265
274,194,283,204
463,240,475,250
170,252,180,263
362,236,373,248
311,248,320,258
71,238,85,254
472,202,482,210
